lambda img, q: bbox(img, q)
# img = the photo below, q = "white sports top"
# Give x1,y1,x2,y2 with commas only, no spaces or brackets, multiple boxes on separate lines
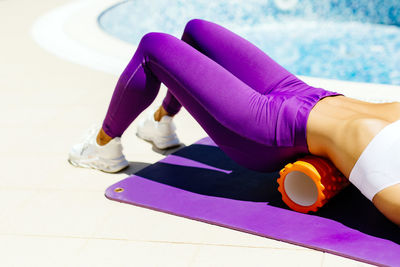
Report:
349,119,400,201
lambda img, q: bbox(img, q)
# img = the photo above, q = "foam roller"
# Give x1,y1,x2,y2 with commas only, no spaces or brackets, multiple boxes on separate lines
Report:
277,156,349,213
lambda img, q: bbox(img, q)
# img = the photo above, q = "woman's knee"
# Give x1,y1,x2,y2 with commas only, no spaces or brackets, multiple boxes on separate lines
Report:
139,32,180,53
183,18,215,40
184,19,204,33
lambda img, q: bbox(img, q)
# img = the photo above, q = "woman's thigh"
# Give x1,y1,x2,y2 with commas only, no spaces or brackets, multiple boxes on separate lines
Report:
139,32,308,171
162,18,297,114
182,19,297,95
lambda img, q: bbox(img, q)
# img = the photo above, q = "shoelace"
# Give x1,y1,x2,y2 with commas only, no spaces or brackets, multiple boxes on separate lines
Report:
80,124,101,154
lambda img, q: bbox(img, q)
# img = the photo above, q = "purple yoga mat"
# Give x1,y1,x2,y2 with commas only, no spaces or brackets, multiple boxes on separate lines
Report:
106,137,400,266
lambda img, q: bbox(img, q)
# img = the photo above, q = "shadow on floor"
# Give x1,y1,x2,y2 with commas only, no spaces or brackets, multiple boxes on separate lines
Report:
119,144,186,175
121,161,152,175
134,143,400,245
151,143,186,155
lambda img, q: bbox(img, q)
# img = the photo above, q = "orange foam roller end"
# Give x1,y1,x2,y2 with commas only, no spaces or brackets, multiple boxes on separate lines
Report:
277,156,349,213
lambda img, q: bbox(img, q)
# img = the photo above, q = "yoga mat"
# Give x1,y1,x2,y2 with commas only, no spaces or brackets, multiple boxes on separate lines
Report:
106,137,400,267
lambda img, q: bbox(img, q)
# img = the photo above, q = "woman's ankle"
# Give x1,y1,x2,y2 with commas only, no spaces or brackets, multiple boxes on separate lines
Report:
97,128,113,146
154,105,173,121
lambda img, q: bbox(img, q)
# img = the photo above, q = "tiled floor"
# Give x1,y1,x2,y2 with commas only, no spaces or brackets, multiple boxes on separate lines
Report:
1,0,397,266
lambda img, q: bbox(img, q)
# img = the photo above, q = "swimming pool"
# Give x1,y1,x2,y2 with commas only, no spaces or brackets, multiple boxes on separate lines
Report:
99,0,400,85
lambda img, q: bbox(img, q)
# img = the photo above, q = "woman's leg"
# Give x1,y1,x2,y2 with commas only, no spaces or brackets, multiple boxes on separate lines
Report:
160,18,305,115
138,18,307,149
180,19,294,95
156,19,339,148
102,31,320,171
161,91,181,117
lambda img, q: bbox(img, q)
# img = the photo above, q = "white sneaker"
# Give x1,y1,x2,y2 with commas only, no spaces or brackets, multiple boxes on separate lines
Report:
136,112,180,149
68,126,129,173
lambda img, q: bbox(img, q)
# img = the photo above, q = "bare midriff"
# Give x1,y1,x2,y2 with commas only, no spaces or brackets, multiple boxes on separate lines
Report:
306,95,400,225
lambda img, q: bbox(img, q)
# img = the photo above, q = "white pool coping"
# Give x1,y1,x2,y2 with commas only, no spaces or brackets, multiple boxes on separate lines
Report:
31,0,131,76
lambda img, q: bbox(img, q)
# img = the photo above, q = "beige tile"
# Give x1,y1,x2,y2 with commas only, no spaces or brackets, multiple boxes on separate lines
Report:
0,189,36,226
0,190,109,237
92,199,210,243
0,150,118,192
3,124,103,157
45,105,106,130
1,126,70,156
47,166,125,192
0,105,60,127
72,238,200,267
29,154,128,192
0,155,74,189
93,196,303,250
322,252,376,267
0,234,87,267
194,223,305,250
191,244,324,267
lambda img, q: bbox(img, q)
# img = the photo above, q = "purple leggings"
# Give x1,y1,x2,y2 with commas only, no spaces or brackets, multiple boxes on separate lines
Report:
103,19,340,172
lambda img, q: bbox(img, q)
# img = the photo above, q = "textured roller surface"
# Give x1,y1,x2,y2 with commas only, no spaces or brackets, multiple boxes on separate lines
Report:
277,156,349,213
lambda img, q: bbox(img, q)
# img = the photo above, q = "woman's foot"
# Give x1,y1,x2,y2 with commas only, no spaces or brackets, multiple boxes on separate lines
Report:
136,106,180,149
68,126,129,173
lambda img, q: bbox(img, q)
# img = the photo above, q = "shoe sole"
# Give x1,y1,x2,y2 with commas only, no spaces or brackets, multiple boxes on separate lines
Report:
136,130,180,150
68,156,129,173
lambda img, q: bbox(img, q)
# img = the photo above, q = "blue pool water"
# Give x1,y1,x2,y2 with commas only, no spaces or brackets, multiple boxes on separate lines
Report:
99,0,400,85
